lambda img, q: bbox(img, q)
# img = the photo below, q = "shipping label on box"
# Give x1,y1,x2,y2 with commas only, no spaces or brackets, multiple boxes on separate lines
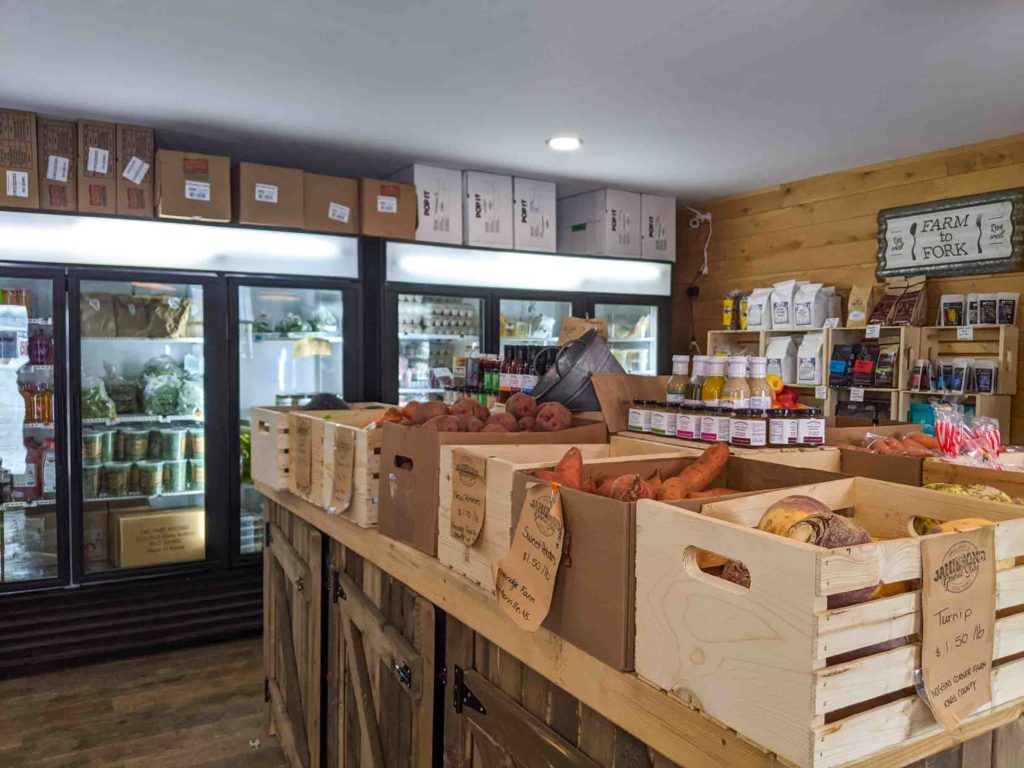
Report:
513,177,556,252
116,124,154,217
110,508,205,568
155,150,232,222
303,173,359,233
359,178,415,238
641,193,676,262
463,171,513,248
37,118,77,211
1,109,39,208
77,120,117,214
237,163,304,228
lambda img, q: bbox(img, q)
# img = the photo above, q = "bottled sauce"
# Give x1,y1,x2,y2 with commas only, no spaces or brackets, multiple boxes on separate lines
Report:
720,356,751,408
666,355,689,404
520,347,539,395
747,356,773,410
498,348,513,403
686,356,708,406
510,346,524,397
700,357,726,406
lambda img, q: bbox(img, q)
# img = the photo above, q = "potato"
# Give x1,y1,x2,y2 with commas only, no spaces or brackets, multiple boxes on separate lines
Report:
451,397,489,422
480,421,510,433
412,400,449,424
487,413,519,432
455,414,485,433
721,560,751,588
421,415,460,432
518,416,536,432
402,401,422,420
535,402,572,432
505,393,538,420
378,407,404,424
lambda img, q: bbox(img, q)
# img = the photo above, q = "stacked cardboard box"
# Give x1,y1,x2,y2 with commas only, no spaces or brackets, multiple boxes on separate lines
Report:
1,109,39,208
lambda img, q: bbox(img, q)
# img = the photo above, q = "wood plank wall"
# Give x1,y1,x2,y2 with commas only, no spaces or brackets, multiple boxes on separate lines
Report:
673,133,1024,441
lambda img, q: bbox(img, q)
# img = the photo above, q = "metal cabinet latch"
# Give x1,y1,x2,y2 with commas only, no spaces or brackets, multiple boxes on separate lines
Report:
394,662,413,689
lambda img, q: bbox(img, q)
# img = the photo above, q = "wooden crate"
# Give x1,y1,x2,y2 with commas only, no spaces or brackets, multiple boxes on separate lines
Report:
251,406,293,490
923,456,1024,500
916,324,1019,395
899,391,1013,442
322,419,385,528
635,477,1024,768
616,431,843,471
437,436,701,594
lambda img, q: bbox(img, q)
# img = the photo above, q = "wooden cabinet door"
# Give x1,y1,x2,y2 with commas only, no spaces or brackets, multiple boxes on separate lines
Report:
264,501,323,768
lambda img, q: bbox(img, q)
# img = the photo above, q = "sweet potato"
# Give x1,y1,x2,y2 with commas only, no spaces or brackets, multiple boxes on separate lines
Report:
674,442,729,495
599,474,654,502
581,479,598,494
480,421,511,433
376,407,405,425
530,447,584,490
685,488,736,499
905,431,939,450
535,402,572,432
451,397,490,422
455,414,485,433
402,401,422,420
421,415,460,432
646,471,663,499
505,392,538,420
721,560,751,588
487,413,519,433
518,416,536,432
657,476,687,501
412,400,449,424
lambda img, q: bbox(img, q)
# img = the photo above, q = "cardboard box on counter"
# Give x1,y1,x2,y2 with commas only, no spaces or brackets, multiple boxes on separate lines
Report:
557,188,641,258
1,108,39,209
510,453,846,670
303,173,359,234
77,120,117,214
109,507,205,568
379,416,608,556
359,178,415,239
155,150,232,222
390,164,463,244
463,170,513,249
236,162,303,228
116,124,154,217
513,177,556,252
641,193,676,262
37,118,77,212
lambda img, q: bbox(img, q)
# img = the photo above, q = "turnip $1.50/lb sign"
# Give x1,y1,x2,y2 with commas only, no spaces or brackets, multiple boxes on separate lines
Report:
877,188,1024,278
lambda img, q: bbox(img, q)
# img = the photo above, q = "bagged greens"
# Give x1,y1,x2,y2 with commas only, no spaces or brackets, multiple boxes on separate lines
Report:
81,374,116,420
275,313,310,333
103,364,139,414
178,376,204,417
142,375,180,416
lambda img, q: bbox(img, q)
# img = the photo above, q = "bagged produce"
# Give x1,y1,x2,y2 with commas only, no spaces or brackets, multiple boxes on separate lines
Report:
81,374,116,420
103,364,139,414
309,304,339,333
177,376,204,418
275,313,311,334
114,295,151,338
146,295,191,338
80,294,116,337
142,375,181,417
140,354,184,384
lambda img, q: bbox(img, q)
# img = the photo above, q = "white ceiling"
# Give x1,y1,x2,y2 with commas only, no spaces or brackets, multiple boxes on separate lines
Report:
2,1,1023,203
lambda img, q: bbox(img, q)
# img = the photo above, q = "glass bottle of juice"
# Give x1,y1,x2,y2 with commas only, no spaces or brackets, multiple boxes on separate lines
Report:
666,355,689,404
720,356,751,408
686,356,708,406
747,356,773,410
701,356,727,406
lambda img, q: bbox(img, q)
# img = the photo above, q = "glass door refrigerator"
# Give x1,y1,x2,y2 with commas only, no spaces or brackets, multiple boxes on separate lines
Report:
70,269,227,581
229,277,361,558
588,299,667,376
0,266,68,590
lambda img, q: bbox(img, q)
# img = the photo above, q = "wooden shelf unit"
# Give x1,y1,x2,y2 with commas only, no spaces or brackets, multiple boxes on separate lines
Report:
916,324,1018,395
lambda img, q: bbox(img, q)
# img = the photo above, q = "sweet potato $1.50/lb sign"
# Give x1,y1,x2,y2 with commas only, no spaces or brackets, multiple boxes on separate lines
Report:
450,449,487,546
493,482,564,632
919,525,996,731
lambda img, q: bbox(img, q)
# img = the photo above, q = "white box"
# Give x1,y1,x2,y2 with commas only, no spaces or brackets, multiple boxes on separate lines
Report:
462,171,513,248
390,164,463,244
641,193,677,262
556,188,641,258
513,177,556,252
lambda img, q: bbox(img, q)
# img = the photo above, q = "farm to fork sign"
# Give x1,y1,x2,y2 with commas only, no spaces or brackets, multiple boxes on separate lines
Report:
877,188,1024,278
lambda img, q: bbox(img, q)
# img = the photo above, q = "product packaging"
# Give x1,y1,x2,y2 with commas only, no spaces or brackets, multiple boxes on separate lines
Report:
868,278,906,325
939,294,964,326
967,293,980,325
828,344,856,387
746,287,774,330
360,178,416,239
389,164,463,244
640,193,677,262
1,108,39,208
556,188,642,258
764,335,797,384
796,332,824,385
973,360,997,394
846,284,884,328
77,120,117,214
155,150,232,222
462,171,514,249
514,177,557,252
890,276,927,326
116,124,154,217
998,292,1019,326
852,343,880,386
978,293,998,325
824,286,842,323
303,173,359,234
873,342,900,388
793,282,827,328
236,163,304,228
37,118,77,212
770,279,800,329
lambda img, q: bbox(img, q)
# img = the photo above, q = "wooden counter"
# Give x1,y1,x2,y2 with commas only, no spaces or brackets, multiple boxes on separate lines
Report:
257,482,1017,768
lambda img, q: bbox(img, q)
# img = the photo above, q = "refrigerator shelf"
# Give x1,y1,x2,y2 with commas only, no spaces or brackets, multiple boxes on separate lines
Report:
1,499,57,512
23,422,55,430
607,337,656,343
399,332,477,341
20,364,54,373
80,336,205,344
28,318,53,326
82,414,203,426
399,387,445,394
84,489,204,504
253,332,343,343
500,336,559,344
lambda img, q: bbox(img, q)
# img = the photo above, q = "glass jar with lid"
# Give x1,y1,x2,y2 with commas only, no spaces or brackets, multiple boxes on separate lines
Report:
700,406,730,443
701,357,727,406
720,356,751,408
797,407,826,446
768,408,799,446
676,403,702,440
650,402,678,438
628,400,653,433
730,408,768,447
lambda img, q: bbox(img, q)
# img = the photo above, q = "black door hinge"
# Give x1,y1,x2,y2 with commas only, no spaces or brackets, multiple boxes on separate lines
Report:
264,522,272,546
453,666,486,716
332,569,346,603
264,677,271,702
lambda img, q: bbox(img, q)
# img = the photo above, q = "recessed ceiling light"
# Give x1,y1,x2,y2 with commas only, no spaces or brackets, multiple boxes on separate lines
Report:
546,136,582,151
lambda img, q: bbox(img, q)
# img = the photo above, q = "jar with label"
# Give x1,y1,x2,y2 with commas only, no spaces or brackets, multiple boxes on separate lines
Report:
746,356,773,410
650,402,678,437
137,460,164,496
627,400,652,433
797,408,825,446
686,356,708,405
666,355,689,404
676,404,702,440
720,356,751,408
768,408,799,446
700,406,730,443
701,357,726,406
729,409,768,447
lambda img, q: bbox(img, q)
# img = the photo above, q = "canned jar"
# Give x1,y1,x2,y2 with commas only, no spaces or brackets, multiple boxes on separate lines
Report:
650,402,678,437
797,408,826,446
729,409,768,448
700,407,730,443
627,400,653,433
676,405,702,440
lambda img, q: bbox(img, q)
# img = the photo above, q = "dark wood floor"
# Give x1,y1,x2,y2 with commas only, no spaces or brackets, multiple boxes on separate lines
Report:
0,638,285,767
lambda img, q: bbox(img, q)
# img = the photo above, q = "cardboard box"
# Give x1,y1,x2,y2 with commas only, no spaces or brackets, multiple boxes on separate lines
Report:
641,193,676,262
37,118,76,211
359,178,415,239
1,109,39,209
155,150,232,222
236,162,304,228
116,124,154,218
109,507,205,568
303,173,359,234
513,177,556,252
557,188,641,258
77,120,117,214
511,454,846,670
463,171,514,248
378,416,607,556
390,164,463,244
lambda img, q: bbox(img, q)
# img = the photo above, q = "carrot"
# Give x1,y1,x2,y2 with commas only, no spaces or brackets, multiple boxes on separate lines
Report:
675,442,729,495
645,470,663,499
905,432,939,450
657,476,687,501
685,487,736,499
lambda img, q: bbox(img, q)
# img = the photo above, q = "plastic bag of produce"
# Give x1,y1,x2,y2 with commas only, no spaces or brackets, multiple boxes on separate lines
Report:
140,355,184,384
81,374,116,420
275,313,310,334
178,376,204,418
142,374,181,416
309,305,339,333
103,363,139,414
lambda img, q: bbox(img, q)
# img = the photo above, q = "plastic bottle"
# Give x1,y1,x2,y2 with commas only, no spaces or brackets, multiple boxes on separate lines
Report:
747,356,773,410
686,356,708,406
521,347,539,396
666,355,689,404
700,357,727,406
719,356,751,408
498,348,513,403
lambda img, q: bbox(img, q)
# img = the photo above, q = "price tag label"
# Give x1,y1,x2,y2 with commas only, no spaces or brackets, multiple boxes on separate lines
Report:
450,449,487,546
919,526,995,730
823,317,840,329
865,324,881,339
850,387,865,402
330,428,355,513
957,326,974,341
814,385,828,400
